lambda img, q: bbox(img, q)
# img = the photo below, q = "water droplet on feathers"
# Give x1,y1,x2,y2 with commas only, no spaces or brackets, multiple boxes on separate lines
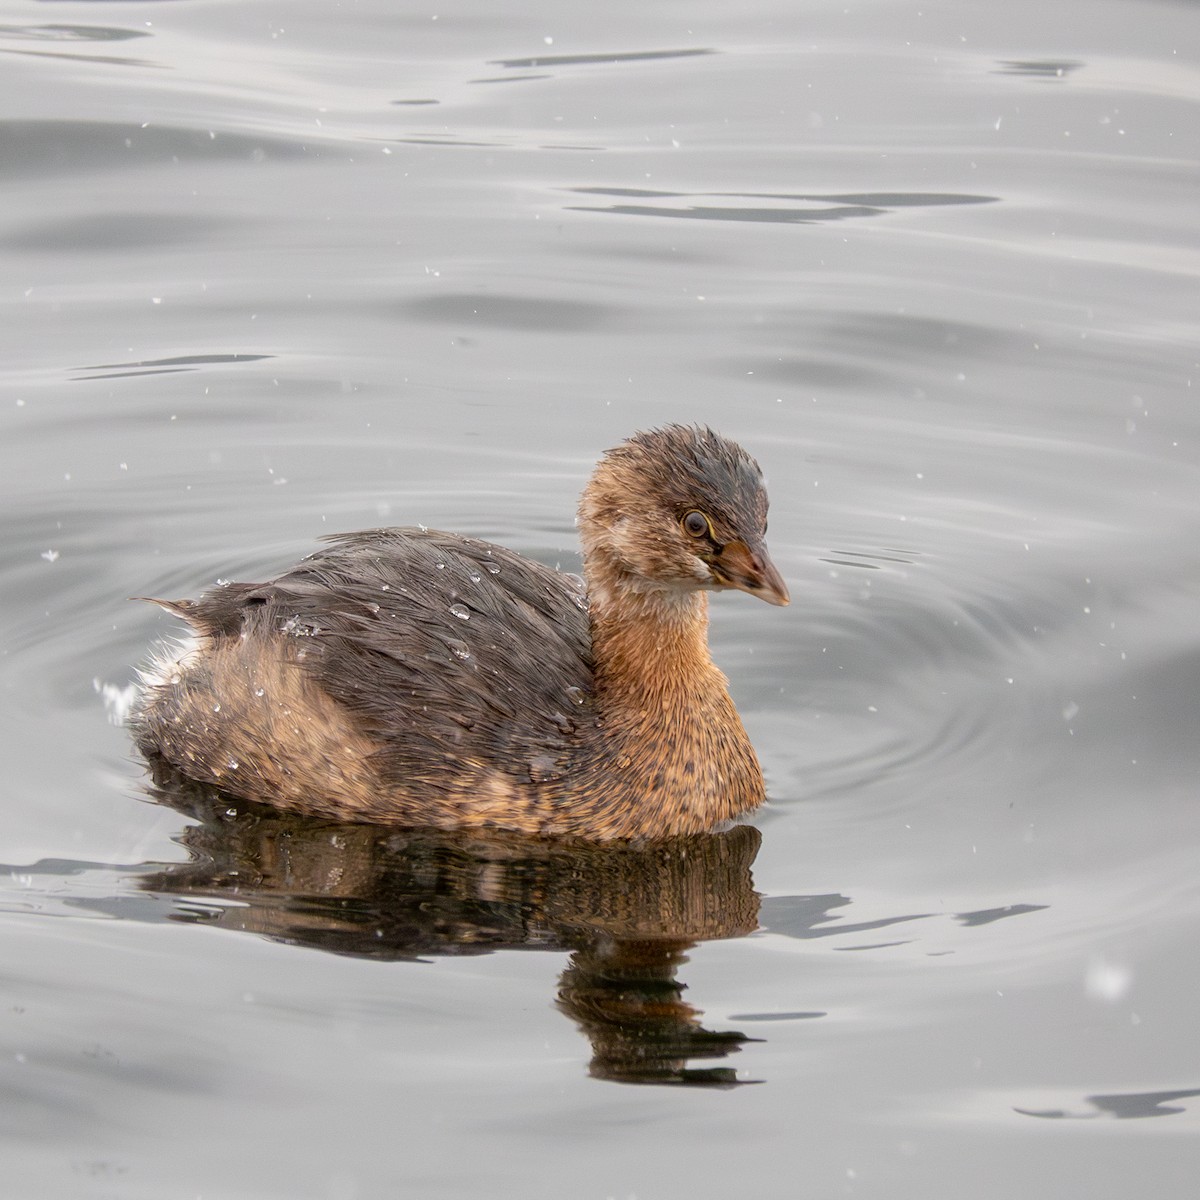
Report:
447,639,471,660
449,603,470,620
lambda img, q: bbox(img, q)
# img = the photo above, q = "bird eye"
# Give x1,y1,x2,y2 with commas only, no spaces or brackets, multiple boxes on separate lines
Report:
682,510,710,538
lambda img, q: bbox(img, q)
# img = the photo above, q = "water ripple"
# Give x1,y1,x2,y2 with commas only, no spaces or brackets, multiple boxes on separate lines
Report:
567,188,996,226
0,119,340,181
490,48,715,70
72,353,273,381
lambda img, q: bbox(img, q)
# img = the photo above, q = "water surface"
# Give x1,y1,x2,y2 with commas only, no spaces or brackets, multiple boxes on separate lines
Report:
2,1,1198,1197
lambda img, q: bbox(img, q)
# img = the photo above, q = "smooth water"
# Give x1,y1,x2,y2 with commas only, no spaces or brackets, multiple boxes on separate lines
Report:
2,0,1198,1196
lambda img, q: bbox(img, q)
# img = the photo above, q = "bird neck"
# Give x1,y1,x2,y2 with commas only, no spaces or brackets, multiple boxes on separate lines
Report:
579,554,764,836
584,558,717,706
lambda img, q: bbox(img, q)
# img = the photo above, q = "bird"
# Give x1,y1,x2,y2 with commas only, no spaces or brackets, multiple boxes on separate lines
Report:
132,424,788,839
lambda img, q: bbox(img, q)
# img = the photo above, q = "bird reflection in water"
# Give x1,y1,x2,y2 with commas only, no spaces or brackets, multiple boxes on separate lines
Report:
139,772,764,1088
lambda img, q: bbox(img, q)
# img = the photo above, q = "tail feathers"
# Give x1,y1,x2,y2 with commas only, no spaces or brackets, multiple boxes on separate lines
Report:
131,596,202,625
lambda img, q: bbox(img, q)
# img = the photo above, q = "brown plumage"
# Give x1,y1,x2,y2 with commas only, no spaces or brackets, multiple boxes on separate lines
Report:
132,425,789,839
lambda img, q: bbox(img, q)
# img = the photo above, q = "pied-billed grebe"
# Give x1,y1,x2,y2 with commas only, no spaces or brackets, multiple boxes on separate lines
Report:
133,425,788,839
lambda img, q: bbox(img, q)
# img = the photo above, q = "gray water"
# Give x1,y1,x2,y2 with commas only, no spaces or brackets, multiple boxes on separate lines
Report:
2,0,1198,1196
